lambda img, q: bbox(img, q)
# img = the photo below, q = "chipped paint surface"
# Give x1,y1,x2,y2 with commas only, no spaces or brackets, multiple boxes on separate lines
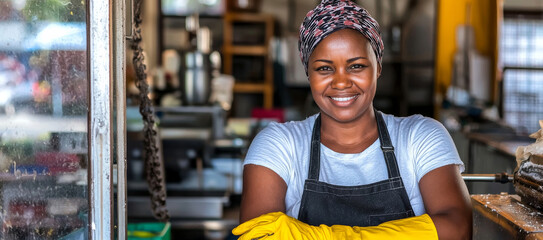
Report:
89,0,112,239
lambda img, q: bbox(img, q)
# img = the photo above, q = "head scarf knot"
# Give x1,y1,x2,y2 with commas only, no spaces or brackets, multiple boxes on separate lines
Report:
298,0,384,75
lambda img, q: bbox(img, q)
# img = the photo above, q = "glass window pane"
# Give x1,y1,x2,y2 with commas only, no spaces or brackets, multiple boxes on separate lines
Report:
0,0,88,239
500,17,543,135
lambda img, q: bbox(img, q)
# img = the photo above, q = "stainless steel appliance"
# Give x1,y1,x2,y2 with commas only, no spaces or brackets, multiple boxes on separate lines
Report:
127,106,229,219
183,51,212,105
181,15,213,106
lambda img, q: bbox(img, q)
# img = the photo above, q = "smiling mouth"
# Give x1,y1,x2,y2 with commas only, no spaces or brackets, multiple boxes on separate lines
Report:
330,95,358,102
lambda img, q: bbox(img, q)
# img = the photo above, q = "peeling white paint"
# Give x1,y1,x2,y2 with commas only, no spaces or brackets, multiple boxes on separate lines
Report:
89,0,113,239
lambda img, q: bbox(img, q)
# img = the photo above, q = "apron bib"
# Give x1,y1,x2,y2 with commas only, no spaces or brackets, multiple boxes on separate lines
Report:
297,110,415,227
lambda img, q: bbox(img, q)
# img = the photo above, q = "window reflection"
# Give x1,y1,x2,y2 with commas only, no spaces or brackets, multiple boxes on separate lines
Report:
0,0,88,239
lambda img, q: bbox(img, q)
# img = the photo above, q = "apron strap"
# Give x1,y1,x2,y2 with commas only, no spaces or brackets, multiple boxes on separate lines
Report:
308,114,321,180
375,109,402,179
308,110,401,180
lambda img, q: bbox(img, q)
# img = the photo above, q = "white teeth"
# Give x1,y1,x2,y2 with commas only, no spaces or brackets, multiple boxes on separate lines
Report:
331,95,356,102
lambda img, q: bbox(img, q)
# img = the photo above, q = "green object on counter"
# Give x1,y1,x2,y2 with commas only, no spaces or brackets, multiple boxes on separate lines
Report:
127,222,171,240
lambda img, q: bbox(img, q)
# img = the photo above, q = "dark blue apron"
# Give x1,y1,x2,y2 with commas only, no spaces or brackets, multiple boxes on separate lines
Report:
297,110,415,227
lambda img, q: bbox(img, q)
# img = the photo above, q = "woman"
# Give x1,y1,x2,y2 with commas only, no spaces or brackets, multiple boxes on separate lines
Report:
233,0,472,239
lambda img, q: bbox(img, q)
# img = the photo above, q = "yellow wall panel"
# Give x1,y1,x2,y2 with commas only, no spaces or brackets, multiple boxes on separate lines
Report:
434,0,501,115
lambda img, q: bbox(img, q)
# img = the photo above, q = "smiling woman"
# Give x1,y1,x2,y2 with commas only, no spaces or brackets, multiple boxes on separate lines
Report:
233,0,473,240
308,30,378,127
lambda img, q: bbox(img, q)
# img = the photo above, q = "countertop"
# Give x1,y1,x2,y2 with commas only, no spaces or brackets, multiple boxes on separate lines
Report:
472,194,543,239
466,132,535,158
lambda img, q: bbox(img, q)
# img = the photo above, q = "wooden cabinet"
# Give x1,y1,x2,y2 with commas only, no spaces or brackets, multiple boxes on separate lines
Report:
222,13,274,109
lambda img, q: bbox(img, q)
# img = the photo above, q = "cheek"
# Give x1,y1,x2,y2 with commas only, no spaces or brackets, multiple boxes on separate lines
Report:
308,75,326,90
309,83,321,99
310,81,332,97
366,78,377,92
367,78,378,97
308,80,328,104
353,74,376,89
359,68,379,87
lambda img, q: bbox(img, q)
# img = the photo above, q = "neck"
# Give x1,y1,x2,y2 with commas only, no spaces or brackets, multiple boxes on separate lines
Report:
319,109,379,154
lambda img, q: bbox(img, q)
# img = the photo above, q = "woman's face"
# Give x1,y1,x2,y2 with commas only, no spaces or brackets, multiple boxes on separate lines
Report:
308,29,381,123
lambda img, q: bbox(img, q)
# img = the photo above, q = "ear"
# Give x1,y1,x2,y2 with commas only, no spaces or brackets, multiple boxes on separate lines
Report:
377,64,382,78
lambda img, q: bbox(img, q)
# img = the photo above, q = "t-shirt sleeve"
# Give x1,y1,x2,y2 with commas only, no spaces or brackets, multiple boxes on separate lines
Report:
409,117,465,182
243,123,293,185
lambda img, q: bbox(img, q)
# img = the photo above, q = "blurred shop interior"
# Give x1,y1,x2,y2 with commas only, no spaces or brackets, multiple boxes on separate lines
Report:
1,0,543,239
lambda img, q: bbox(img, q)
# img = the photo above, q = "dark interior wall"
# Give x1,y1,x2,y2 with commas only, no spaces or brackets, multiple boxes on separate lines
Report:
257,0,437,118
259,0,410,37
150,0,438,118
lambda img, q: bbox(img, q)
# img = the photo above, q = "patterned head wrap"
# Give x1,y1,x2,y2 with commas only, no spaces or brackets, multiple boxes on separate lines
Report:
299,0,384,75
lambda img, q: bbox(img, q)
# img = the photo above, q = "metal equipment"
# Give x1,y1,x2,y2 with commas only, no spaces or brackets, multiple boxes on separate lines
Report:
462,172,513,183
466,154,543,239
126,105,231,220
462,154,543,212
514,155,543,211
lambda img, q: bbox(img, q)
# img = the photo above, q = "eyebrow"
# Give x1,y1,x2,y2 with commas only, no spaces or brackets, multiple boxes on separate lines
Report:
313,59,333,64
313,57,367,64
347,57,367,63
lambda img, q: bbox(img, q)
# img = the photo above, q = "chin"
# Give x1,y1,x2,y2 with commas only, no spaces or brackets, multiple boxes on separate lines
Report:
320,104,373,123
323,111,363,123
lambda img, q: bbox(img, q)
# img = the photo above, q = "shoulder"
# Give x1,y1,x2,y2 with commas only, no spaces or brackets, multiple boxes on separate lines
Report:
381,112,453,152
382,112,446,136
381,113,463,180
244,114,318,185
256,114,317,140
247,114,316,155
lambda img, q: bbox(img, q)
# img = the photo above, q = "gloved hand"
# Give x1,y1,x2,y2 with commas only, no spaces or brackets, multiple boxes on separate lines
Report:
330,213,438,240
232,212,329,240
232,212,438,240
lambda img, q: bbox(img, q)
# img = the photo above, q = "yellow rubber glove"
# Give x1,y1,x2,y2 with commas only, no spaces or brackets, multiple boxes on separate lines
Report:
232,212,438,240
233,212,329,240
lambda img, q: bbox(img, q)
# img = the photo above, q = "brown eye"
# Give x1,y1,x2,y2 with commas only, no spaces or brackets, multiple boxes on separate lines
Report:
316,66,333,72
349,64,367,70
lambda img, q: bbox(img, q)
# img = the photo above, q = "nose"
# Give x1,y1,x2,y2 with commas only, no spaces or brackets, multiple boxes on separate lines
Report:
331,70,352,89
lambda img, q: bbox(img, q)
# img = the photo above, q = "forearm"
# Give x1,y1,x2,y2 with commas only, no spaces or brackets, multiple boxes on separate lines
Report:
430,209,472,240
328,214,438,240
419,165,473,240
239,164,287,223
234,212,438,240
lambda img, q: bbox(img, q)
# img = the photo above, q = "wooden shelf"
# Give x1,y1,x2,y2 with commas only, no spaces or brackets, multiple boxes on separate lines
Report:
233,83,267,92
232,83,274,109
223,12,274,109
224,12,274,23
223,45,268,56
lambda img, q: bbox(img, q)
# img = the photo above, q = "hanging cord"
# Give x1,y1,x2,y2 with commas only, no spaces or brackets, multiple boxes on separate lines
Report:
130,0,169,221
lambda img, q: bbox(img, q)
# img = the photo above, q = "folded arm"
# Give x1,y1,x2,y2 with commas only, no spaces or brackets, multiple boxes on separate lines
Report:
237,165,444,240
240,164,287,223
419,164,472,240
234,212,438,240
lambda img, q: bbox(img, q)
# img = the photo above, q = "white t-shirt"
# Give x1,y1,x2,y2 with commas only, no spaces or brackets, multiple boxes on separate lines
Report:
243,112,464,218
